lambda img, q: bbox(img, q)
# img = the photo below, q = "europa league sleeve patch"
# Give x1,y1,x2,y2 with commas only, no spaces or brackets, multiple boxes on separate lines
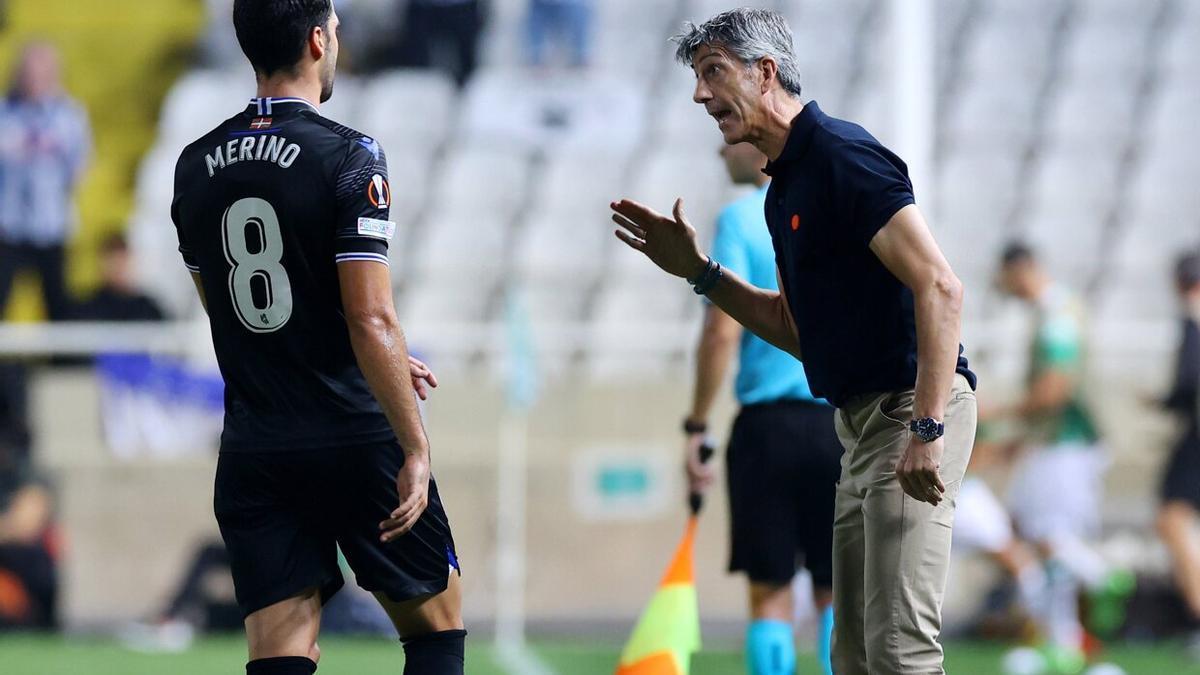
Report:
366,173,390,209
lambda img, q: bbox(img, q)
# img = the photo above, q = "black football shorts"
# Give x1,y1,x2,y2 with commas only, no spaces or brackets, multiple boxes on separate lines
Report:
213,441,459,617
726,400,842,587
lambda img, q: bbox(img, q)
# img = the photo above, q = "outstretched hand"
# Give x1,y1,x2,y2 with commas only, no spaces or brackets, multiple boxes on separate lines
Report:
611,198,708,280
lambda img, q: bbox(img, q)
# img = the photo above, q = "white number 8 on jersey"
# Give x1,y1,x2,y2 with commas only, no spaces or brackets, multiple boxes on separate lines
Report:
223,197,293,333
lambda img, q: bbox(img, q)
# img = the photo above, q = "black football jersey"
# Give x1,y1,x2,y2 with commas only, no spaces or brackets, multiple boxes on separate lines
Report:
171,97,397,451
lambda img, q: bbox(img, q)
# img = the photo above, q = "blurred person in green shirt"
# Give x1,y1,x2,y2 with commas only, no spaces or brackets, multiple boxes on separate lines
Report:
988,242,1132,662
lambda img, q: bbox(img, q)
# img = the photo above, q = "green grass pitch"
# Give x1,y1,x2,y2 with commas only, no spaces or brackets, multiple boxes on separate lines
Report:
2,635,1199,674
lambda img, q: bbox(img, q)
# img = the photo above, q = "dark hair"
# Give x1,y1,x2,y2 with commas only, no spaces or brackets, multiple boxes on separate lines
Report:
233,0,332,77
1176,251,1200,290
672,8,803,99
1000,241,1035,266
100,232,129,255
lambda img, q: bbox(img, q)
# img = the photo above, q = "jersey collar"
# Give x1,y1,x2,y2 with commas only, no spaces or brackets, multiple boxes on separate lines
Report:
247,97,318,116
763,100,822,176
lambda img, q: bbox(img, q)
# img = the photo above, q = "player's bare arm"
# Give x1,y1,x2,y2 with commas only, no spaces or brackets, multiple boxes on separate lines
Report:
338,260,431,541
1006,370,1073,420
868,203,965,505
684,306,740,494
189,272,207,312
611,197,801,358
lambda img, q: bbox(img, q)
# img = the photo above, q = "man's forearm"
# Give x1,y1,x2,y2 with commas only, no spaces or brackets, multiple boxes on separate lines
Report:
688,310,738,424
704,270,801,359
348,318,430,457
911,276,964,421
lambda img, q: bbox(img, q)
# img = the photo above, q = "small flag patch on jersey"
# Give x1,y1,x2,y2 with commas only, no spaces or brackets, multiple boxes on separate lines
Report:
250,117,273,130
357,217,396,240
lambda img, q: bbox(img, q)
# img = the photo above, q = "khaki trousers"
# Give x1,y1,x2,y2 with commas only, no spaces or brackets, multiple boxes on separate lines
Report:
831,375,977,674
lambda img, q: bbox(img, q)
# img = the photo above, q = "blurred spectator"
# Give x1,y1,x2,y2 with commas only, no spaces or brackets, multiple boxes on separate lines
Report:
0,41,91,321
0,444,58,630
1154,251,1200,645
527,0,592,68
73,233,165,322
396,0,486,87
0,362,30,466
989,242,1133,657
120,541,236,652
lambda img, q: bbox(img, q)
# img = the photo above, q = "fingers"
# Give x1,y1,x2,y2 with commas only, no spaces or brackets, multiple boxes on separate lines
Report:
611,199,665,227
612,212,646,239
414,380,428,401
672,197,687,225
614,229,646,250
379,493,427,541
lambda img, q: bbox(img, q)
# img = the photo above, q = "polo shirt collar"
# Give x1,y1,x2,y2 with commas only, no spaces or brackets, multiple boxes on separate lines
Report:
245,97,318,116
763,100,822,176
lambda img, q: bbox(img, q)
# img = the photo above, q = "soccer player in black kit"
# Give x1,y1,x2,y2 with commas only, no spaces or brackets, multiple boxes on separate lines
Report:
169,2,464,674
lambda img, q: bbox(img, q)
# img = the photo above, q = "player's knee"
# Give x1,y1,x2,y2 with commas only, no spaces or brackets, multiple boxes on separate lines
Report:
308,642,320,664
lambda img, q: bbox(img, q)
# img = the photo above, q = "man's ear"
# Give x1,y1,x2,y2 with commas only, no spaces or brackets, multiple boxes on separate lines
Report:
308,25,327,62
758,56,778,95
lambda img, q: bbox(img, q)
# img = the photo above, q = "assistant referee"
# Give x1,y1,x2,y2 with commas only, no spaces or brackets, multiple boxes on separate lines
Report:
683,142,837,675
611,9,977,675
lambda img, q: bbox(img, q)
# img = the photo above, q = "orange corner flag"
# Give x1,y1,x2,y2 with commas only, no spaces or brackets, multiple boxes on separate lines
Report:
614,517,701,675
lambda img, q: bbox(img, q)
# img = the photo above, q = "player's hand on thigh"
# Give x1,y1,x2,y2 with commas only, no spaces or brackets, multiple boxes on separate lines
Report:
408,355,438,401
683,433,716,494
895,436,946,505
380,454,430,541
611,198,708,279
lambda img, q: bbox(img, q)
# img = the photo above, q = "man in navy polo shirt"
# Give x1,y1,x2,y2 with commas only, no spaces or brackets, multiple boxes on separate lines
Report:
610,9,977,674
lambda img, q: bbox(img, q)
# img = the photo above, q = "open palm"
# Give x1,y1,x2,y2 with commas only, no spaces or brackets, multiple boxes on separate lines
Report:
610,198,707,280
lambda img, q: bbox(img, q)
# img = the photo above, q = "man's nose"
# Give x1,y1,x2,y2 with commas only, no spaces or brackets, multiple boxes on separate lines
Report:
693,79,712,105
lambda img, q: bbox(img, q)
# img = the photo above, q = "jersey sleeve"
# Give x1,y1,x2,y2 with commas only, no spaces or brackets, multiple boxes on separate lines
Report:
333,136,394,266
827,140,916,247
711,206,752,280
703,207,750,307
170,153,199,274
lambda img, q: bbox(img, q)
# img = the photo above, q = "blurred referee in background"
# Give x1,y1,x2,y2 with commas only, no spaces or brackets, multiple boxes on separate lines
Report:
683,141,836,675
611,9,977,674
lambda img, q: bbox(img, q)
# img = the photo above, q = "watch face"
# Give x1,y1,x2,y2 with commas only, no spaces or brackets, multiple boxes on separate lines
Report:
913,418,940,439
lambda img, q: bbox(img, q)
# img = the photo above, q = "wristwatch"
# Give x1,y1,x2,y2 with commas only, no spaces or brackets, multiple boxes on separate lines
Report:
909,417,945,443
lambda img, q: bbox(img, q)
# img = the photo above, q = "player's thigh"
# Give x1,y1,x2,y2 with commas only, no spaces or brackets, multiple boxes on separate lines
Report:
374,568,464,638
725,408,801,584
213,452,344,621
244,587,323,661
333,442,462,616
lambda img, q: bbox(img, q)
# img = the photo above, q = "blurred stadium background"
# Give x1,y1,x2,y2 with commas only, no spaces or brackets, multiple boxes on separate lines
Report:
1,0,1199,672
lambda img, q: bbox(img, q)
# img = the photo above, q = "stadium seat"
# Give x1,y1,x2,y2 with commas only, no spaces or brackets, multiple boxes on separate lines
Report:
459,67,647,155
157,70,252,144
430,145,533,216
410,202,511,285
942,80,1039,153
357,69,458,156
1060,23,1150,83
1044,75,1138,149
512,205,609,285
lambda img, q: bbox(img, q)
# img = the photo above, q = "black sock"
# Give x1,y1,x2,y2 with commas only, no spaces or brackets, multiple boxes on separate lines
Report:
246,656,317,675
401,629,467,675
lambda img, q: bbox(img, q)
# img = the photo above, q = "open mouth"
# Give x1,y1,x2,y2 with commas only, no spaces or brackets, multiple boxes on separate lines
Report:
711,109,733,125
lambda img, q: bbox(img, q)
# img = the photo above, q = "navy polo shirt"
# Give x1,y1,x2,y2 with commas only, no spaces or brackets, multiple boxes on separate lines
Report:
762,101,976,407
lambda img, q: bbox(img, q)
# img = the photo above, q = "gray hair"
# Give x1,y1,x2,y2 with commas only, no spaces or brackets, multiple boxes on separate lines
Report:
671,8,802,99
